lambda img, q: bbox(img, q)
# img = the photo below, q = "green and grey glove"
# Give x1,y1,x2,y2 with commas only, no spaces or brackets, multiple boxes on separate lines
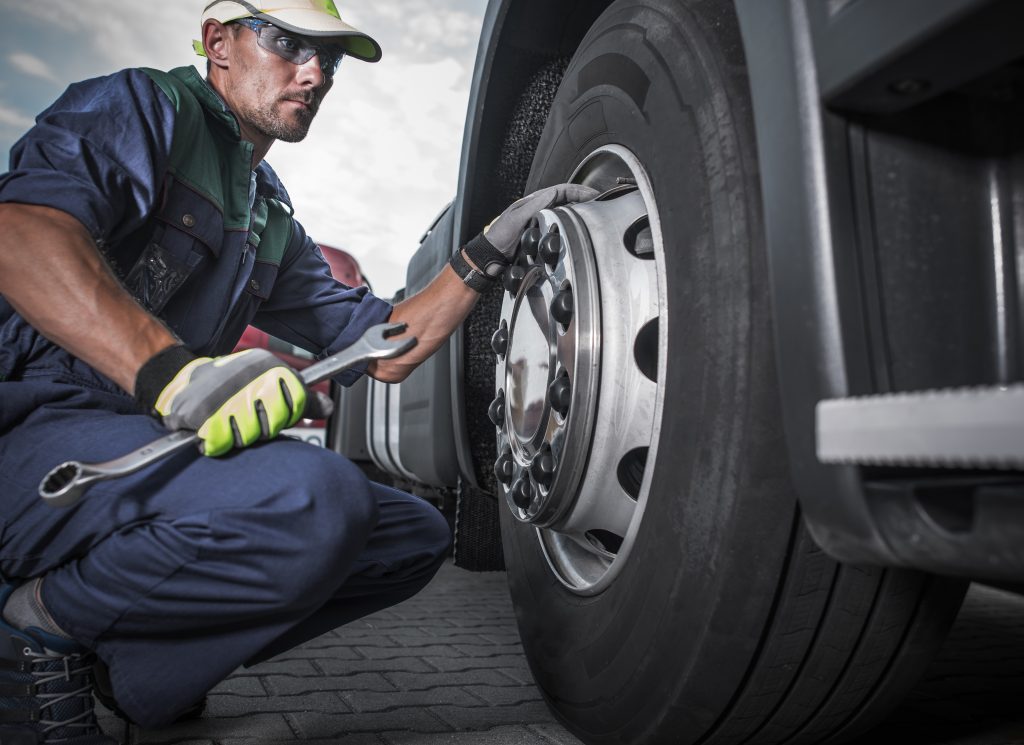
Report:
451,184,599,291
135,346,331,457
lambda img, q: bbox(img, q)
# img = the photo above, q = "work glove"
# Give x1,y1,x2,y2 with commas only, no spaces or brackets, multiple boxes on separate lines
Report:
453,184,600,290
135,346,331,457
484,183,600,259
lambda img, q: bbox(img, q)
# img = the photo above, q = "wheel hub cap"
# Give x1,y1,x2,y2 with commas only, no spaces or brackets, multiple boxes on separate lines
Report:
490,145,666,594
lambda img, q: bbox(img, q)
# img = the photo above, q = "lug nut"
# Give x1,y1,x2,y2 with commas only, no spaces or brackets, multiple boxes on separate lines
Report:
549,373,571,416
494,449,514,485
491,321,509,356
551,287,574,326
520,225,541,260
488,391,506,427
531,447,556,488
539,232,562,267
504,265,526,296
511,476,533,509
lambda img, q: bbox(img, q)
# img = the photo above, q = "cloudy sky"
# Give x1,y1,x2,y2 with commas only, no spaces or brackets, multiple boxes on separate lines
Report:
0,0,487,299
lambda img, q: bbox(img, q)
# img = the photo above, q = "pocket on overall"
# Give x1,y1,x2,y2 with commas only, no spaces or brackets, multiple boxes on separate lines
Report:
125,241,197,314
125,181,223,314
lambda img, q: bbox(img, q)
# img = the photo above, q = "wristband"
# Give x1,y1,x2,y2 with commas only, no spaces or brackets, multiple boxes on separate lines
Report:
462,233,509,279
134,344,198,413
449,248,496,293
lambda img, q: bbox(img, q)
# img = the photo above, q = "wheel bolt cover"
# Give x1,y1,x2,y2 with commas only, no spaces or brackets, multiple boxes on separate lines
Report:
549,373,571,416
539,232,562,267
531,447,556,487
520,226,541,259
488,391,506,427
551,288,574,325
491,321,509,356
504,265,526,296
511,476,533,509
494,450,514,485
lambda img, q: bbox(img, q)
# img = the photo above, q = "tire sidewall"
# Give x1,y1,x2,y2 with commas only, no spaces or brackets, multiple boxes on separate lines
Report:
500,0,796,739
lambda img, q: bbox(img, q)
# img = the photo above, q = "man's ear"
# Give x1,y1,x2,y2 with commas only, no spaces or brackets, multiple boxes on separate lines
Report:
202,20,232,71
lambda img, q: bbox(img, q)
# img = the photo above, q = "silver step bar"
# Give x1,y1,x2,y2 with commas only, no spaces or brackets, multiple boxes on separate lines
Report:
817,385,1024,469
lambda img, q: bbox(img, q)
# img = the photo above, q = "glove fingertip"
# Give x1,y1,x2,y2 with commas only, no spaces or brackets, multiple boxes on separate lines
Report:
276,373,307,428
201,438,228,458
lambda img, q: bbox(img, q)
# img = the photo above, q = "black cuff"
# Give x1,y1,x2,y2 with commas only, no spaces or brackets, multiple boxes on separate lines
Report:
449,248,496,293
134,344,198,413
463,233,509,279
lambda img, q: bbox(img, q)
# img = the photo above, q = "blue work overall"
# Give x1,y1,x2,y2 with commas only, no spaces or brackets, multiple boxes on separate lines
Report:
0,66,451,728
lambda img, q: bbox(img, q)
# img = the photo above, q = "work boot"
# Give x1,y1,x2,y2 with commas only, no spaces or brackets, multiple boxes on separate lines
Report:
0,585,115,744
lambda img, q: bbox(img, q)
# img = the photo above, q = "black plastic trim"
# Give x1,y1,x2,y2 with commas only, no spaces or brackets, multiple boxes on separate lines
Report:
810,0,1024,114
737,0,895,565
738,0,1024,582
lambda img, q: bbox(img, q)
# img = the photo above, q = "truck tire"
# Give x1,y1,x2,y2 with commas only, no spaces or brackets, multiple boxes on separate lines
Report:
493,1,968,743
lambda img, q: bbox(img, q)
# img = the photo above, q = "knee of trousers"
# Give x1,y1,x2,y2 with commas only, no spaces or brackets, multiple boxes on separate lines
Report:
208,447,380,611
417,500,453,568
381,485,453,575
407,504,452,591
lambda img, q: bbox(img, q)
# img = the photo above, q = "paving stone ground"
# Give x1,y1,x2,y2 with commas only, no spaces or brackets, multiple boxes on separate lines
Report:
103,563,1024,745
102,561,584,745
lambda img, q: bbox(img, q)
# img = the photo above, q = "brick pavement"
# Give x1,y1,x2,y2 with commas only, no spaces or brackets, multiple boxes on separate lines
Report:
101,564,1024,745
100,561,584,745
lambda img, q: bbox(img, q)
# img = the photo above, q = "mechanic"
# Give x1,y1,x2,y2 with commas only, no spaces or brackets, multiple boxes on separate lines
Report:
0,1,596,741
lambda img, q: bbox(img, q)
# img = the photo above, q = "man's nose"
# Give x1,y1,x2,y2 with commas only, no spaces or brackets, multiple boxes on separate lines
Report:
296,55,326,87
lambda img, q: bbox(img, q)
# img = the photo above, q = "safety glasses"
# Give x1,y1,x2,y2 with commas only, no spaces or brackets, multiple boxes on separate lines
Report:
234,18,345,78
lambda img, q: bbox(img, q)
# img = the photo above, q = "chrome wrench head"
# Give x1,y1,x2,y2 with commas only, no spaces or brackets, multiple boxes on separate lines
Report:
39,462,92,508
298,321,416,382
361,321,414,355
39,429,201,508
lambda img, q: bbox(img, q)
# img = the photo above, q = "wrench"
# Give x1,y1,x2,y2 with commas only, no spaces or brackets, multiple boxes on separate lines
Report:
38,322,415,508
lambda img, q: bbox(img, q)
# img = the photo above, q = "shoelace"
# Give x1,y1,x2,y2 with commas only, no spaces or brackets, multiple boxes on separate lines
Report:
24,646,102,738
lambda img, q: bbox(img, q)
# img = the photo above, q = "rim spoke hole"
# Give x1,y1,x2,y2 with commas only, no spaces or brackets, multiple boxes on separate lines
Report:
617,447,649,500
624,215,654,259
634,318,659,382
586,530,624,555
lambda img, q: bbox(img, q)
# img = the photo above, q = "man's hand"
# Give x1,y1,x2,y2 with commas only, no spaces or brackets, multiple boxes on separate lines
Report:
141,348,328,457
379,183,599,383
484,183,600,260
457,184,600,283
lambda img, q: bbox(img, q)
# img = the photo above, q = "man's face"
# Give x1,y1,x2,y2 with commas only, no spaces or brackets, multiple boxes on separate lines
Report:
226,22,336,143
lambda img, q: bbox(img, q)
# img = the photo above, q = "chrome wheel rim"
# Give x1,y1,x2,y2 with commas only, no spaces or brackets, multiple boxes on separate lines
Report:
491,145,667,595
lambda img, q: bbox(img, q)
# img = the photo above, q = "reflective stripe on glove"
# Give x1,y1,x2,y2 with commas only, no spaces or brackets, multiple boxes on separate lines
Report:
155,349,310,457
